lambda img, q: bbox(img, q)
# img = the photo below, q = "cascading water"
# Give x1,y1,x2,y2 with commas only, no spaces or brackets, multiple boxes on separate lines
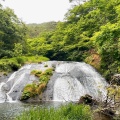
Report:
52,62,108,101
0,63,47,102
53,75,86,101
0,61,108,103
0,82,7,103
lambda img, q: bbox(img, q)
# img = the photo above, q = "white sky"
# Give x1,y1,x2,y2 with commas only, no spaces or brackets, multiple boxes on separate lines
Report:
1,0,71,24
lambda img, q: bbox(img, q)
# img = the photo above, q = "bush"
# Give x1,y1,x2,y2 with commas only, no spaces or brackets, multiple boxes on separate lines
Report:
39,68,53,83
15,103,92,120
0,56,49,72
39,74,50,83
16,57,25,65
0,58,20,72
21,68,54,100
31,70,42,77
31,68,53,83
37,83,46,94
21,82,47,100
8,61,20,71
21,84,38,100
44,68,54,75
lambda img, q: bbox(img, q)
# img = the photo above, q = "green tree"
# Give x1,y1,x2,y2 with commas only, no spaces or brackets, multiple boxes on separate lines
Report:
92,22,120,79
0,5,27,58
13,43,23,57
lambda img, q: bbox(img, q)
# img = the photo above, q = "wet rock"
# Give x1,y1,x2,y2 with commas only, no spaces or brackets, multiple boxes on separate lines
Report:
78,94,98,106
21,96,41,103
111,74,120,85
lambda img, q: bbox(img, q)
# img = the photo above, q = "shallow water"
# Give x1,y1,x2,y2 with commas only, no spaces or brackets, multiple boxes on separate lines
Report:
0,101,62,120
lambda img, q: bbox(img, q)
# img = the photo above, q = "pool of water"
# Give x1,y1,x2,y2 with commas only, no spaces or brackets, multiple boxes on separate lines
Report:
0,101,62,120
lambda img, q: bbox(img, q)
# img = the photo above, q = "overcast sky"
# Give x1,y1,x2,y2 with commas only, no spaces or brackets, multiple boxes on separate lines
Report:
1,0,71,24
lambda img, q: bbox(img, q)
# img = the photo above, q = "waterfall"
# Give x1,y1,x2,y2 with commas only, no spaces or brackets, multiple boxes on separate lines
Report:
0,63,44,102
0,82,7,103
0,62,57,102
53,75,86,101
0,61,108,102
52,62,108,101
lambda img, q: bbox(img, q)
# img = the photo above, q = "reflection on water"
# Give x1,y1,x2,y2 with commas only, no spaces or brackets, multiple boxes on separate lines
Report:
0,101,63,120
0,102,32,120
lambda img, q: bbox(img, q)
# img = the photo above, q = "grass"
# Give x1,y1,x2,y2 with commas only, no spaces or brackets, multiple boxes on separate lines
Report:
21,68,54,100
31,68,54,83
0,55,49,72
20,83,38,100
21,82,46,100
15,103,93,120
31,70,42,77
39,68,54,83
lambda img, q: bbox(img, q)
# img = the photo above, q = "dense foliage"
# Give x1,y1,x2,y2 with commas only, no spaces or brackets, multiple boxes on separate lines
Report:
26,0,120,80
26,21,57,38
0,56,49,72
1,0,120,80
15,103,92,120
0,4,27,58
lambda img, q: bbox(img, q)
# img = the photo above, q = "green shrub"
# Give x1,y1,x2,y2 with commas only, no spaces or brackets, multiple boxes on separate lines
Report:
39,68,53,83
15,103,92,120
25,56,49,63
44,68,53,75
16,57,25,65
31,68,53,83
30,70,37,75
44,64,48,67
37,83,46,94
0,58,20,71
21,68,54,100
39,74,50,83
21,83,38,100
61,103,92,120
8,61,20,71
0,55,49,72
31,70,42,77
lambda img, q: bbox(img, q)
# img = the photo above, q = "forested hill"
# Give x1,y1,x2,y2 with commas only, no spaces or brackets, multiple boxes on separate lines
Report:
26,21,57,38
0,0,120,80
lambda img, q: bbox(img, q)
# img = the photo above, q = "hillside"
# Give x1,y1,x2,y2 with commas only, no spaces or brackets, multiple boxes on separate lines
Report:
26,21,57,38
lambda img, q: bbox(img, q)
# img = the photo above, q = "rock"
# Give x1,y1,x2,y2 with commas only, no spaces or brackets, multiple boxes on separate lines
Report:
111,74,120,85
21,96,41,103
101,108,115,116
78,94,98,106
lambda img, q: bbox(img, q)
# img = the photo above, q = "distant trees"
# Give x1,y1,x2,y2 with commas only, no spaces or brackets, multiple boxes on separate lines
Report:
26,21,57,38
